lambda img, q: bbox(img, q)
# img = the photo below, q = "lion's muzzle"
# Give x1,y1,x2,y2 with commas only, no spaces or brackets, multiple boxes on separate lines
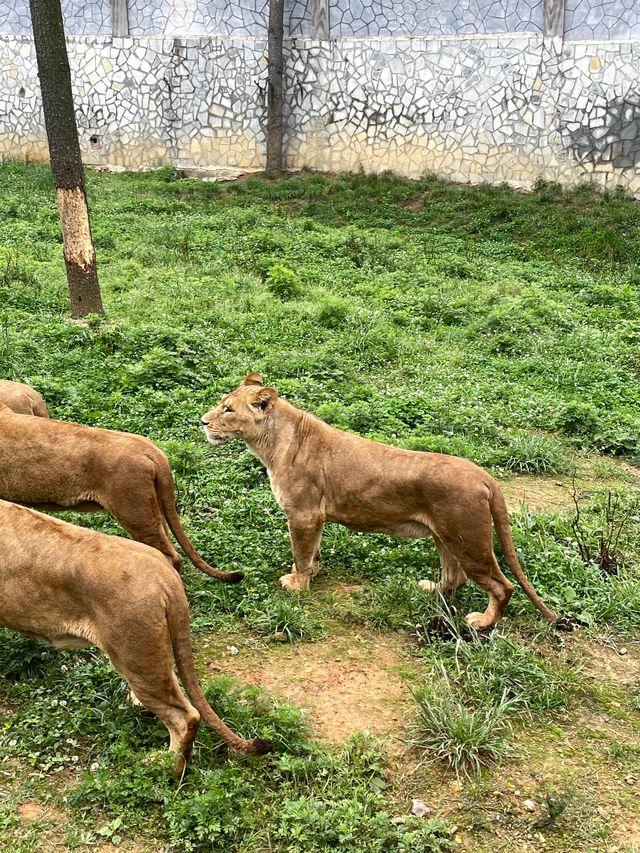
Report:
202,425,228,446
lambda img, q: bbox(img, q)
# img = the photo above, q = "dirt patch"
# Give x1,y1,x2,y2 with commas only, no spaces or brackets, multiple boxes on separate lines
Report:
206,629,415,744
502,476,573,514
572,636,640,689
501,464,640,515
403,197,424,212
18,802,46,821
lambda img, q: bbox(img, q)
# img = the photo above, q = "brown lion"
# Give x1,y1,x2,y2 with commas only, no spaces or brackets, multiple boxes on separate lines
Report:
0,379,49,417
201,374,564,631
0,403,242,583
0,499,271,773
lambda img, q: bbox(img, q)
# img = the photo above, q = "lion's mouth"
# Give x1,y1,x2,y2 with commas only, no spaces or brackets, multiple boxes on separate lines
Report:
202,427,228,446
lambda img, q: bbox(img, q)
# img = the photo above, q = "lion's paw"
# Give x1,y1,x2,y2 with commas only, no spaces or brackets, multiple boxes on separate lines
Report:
418,579,438,594
128,690,143,707
279,573,310,592
465,612,493,631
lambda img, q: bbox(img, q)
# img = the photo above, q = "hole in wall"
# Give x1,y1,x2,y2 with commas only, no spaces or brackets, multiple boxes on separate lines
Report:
89,135,101,148
18,87,25,98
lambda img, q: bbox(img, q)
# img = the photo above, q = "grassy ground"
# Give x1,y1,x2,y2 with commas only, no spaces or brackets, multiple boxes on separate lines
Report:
0,164,639,851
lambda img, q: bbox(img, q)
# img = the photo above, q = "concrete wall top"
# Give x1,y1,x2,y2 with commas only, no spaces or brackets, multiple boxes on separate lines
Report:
1,0,639,40
565,0,640,40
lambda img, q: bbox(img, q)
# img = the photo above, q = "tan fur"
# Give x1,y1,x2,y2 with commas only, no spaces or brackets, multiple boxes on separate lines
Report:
0,500,271,772
0,380,49,417
0,404,242,583
201,375,561,630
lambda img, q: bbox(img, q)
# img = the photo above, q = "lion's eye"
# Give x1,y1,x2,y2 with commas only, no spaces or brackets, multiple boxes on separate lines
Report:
222,407,233,414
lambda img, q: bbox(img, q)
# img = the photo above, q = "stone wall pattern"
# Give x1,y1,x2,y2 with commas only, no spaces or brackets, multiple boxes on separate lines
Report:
329,0,544,38
564,0,640,41
128,0,269,36
0,0,111,35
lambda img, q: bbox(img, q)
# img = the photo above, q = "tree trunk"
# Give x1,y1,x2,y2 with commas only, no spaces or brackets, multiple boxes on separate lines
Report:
266,0,285,176
29,0,104,318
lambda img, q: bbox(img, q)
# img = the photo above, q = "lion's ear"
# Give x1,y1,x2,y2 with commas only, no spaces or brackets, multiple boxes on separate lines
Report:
242,372,263,387
248,386,278,413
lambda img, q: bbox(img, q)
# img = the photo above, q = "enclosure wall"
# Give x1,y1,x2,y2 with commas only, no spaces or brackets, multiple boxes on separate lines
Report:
1,1,640,192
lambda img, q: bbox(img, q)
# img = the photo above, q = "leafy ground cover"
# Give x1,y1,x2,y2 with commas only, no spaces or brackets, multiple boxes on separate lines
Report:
0,164,639,851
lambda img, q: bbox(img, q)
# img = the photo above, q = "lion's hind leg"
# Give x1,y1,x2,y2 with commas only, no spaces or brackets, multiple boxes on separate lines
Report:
456,550,513,631
103,631,200,775
105,476,184,572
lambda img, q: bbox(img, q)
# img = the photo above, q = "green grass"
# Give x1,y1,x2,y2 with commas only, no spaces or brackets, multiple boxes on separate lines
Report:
1,163,640,849
410,682,516,778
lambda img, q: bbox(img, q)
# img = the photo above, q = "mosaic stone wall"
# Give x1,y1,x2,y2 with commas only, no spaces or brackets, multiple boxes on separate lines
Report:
128,0,269,37
284,37,640,193
0,0,111,36
2,30,640,194
1,2,640,193
1,0,639,39
329,1,543,37
0,35,268,169
565,0,640,40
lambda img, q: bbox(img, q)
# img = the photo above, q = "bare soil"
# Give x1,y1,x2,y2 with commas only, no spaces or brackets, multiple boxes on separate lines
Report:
205,627,415,744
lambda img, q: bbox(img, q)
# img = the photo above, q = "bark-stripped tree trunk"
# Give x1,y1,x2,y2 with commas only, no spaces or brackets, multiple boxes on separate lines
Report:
266,0,285,176
29,0,104,318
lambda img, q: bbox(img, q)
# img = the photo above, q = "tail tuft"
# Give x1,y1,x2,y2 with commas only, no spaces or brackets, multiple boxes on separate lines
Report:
221,570,245,584
553,617,575,633
246,737,273,756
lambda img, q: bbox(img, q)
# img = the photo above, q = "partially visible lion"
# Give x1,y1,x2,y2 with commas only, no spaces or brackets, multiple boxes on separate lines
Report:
0,379,49,417
201,374,565,631
0,499,271,773
0,404,242,583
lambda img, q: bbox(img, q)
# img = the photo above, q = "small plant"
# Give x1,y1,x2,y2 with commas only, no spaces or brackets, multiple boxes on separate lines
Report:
555,400,601,438
410,682,515,777
571,486,640,575
240,596,318,642
266,264,302,299
495,433,569,475
530,788,572,830
316,293,349,328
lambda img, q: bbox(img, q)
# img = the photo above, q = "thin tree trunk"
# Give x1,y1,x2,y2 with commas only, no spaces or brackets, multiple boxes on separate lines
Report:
266,0,285,176
29,0,104,318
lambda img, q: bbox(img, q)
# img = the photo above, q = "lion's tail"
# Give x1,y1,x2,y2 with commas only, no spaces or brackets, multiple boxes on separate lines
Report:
489,484,563,626
167,591,272,757
154,452,244,583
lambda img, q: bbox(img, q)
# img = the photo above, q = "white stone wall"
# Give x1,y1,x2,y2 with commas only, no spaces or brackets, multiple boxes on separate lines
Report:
284,36,640,193
1,0,640,192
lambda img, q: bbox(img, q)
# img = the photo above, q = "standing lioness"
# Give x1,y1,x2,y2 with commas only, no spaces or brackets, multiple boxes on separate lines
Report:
201,374,562,631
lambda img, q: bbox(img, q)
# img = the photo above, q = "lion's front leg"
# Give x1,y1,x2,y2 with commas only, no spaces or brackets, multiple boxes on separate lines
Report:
419,538,468,599
280,517,324,592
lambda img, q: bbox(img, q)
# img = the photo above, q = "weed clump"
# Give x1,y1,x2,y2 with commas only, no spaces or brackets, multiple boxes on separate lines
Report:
266,264,303,300
410,683,515,777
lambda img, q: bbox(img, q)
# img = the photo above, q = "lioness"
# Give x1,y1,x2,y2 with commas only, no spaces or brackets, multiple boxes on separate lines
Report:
0,379,49,417
0,403,242,583
0,500,271,772
201,374,562,630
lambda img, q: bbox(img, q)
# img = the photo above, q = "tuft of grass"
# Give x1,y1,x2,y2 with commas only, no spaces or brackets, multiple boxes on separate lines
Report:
238,594,320,642
421,631,581,712
410,682,515,777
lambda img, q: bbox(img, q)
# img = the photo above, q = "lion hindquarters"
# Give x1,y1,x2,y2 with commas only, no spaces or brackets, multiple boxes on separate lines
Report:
102,456,184,571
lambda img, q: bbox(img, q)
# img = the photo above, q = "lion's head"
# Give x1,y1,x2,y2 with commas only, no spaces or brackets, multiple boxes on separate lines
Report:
201,374,278,446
